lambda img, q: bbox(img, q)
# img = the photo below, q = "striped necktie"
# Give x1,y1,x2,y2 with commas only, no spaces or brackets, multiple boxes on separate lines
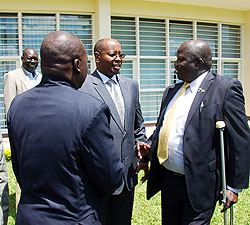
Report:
106,79,125,128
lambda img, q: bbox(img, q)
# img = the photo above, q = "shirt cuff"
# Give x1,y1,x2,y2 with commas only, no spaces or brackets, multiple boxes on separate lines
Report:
227,185,242,193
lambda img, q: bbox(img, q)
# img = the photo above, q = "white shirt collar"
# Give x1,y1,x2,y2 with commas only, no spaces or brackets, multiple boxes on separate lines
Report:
96,70,119,84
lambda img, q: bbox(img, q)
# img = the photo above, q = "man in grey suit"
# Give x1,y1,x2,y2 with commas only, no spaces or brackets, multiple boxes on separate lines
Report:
80,38,148,225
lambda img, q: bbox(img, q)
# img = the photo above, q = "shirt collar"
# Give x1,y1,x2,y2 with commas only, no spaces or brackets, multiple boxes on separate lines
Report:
188,71,208,93
22,67,38,80
96,70,119,84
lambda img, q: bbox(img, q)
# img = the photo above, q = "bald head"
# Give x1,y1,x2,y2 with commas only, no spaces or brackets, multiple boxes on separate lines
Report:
22,48,39,73
174,40,212,82
179,40,212,70
41,31,88,89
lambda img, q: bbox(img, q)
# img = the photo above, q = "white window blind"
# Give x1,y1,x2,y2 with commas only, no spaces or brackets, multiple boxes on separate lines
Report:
169,20,193,56
222,62,238,79
197,22,218,57
22,14,56,54
111,16,136,56
140,59,166,89
140,91,163,122
0,14,18,56
120,60,133,79
222,24,241,58
60,15,92,55
139,18,166,56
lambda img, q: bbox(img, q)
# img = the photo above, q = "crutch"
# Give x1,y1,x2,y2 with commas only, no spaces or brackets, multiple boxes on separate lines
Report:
216,121,233,225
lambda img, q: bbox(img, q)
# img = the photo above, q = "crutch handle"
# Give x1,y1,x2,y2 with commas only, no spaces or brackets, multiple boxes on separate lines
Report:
216,121,226,129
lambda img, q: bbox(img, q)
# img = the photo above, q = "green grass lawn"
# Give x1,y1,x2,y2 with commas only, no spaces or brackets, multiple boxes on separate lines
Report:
6,161,250,224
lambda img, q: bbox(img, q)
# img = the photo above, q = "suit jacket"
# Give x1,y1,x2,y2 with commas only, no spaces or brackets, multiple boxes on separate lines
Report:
147,71,250,212
3,67,42,113
79,71,147,194
7,75,124,225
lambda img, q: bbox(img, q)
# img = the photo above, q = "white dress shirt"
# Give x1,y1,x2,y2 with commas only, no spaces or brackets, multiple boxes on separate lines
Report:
162,71,208,175
96,70,125,112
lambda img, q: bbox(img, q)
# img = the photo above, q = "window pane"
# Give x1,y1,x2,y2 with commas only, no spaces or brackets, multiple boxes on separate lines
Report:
60,14,92,55
222,62,238,79
222,24,241,58
197,22,218,57
211,60,218,74
140,59,166,89
140,91,163,122
111,16,136,56
139,18,166,56
0,13,18,56
120,60,133,79
169,20,193,56
0,61,17,128
22,14,56,55
170,61,181,84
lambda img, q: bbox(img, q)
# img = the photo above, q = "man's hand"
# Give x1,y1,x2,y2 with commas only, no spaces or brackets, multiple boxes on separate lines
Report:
136,142,151,160
136,162,148,183
219,190,238,212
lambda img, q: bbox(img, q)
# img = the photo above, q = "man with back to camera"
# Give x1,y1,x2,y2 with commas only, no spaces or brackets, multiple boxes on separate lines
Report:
138,40,250,224
80,38,148,225
7,31,124,225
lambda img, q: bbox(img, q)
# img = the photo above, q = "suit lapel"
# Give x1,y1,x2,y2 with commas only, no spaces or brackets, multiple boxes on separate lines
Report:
19,68,31,90
157,82,183,129
91,71,124,131
185,71,215,129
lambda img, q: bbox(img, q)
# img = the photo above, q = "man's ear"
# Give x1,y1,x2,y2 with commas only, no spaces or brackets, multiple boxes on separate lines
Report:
73,59,80,73
95,51,100,63
195,58,204,70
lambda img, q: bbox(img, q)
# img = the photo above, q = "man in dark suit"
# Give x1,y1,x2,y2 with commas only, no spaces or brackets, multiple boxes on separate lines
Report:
7,31,124,225
80,38,147,225
139,40,250,224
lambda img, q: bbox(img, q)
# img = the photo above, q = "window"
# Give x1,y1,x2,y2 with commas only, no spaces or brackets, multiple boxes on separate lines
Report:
111,16,136,56
0,14,18,56
0,12,93,130
111,16,242,123
60,15,92,55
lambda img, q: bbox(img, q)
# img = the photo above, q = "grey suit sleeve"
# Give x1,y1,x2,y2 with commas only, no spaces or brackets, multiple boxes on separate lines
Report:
81,103,124,196
0,134,9,225
224,79,250,189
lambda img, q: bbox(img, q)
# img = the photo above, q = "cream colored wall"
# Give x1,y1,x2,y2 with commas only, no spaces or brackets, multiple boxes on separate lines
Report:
111,0,245,24
1,0,250,115
0,0,94,13
243,11,250,116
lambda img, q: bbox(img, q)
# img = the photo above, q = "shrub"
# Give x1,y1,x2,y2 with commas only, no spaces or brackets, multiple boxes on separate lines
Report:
4,148,11,161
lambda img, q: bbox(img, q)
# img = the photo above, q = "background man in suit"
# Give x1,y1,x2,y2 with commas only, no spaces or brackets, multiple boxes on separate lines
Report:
3,48,42,209
3,48,42,113
80,38,148,225
139,40,250,224
7,31,124,225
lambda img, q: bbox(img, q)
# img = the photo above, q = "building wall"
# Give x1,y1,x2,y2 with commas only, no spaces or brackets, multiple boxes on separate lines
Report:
1,0,250,117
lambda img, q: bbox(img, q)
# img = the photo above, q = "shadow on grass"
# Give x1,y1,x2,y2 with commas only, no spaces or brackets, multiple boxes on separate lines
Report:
9,193,16,219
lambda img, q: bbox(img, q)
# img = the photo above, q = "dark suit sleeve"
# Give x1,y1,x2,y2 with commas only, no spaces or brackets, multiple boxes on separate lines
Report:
224,79,250,189
133,81,147,143
81,103,124,196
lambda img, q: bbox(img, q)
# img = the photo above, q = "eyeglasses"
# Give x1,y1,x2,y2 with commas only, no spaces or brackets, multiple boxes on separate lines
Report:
108,52,126,59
